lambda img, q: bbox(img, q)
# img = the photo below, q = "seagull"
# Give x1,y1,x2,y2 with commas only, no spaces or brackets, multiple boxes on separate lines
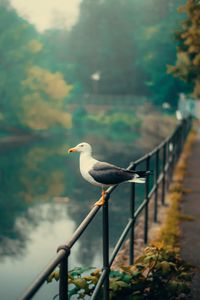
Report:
68,142,151,206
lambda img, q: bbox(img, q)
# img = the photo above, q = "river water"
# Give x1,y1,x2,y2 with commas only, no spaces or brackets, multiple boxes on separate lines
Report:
0,131,155,299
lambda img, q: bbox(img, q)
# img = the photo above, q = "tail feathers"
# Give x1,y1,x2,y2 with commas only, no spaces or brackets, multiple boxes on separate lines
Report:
130,177,146,184
128,170,153,184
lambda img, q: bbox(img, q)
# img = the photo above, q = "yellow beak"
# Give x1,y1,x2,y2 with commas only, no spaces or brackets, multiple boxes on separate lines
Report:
68,147,77,153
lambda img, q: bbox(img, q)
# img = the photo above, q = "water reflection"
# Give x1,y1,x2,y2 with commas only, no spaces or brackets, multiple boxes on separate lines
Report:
0,203,77,300
0,135,146,299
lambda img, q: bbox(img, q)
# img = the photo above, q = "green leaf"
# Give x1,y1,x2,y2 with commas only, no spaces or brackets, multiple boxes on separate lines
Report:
178,272,192,280
47,271,59,283
160,261,171,274
72,278,89,290
110,270,123,278
168,280,179,292
143,255,157,264
110,281,120,292
69,267,95,277
116,281,130,288
121,274,132,283
83,275,98,284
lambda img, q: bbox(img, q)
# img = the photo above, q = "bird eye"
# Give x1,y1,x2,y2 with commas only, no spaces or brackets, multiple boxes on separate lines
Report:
80,144,84,147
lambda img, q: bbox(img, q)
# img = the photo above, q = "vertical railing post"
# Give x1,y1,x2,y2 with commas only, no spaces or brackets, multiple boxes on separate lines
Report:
173,130,177,165
177,125,182,158
161,144,166,205
154,149,159,223
168,139,173,185
130,163,135,264
144,156,150,244
181,121,185,151
180,123,183,155
172,133,176,173
176,127,180,161
59,248,70,300
103,198,109,300
170,138,174,175
184,118,188,140
165,140,170,190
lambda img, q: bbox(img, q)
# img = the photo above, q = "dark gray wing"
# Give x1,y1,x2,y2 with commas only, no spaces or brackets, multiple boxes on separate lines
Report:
89,162,133,185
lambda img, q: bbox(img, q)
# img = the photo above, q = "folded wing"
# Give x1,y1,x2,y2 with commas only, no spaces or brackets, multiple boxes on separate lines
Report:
89,162,139,185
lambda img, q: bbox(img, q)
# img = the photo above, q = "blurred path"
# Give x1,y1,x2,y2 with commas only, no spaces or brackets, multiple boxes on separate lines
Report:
180,127,200,299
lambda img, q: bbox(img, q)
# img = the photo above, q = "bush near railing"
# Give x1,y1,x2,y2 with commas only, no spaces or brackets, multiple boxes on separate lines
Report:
48,244,191,300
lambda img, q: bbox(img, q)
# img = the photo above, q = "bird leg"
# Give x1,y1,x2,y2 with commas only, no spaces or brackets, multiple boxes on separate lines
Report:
94,189,106,206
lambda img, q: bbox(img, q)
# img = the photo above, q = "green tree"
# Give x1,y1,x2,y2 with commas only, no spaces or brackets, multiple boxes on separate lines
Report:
0,2,39,129
20,65,72,130
0,2,73,133
133,0,189,106
168,0,200,98
65,0,189,106
68,0,147,95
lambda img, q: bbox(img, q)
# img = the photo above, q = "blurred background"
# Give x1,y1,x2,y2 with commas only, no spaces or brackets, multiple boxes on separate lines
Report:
0,0,195,299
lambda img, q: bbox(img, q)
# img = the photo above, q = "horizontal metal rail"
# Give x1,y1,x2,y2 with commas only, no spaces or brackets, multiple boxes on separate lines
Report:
20,117,192,300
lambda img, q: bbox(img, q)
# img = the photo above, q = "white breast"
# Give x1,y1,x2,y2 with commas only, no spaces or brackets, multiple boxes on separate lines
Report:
79,153,102,187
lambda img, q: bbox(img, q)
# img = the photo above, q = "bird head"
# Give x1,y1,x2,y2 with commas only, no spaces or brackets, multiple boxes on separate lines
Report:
68,142,92,154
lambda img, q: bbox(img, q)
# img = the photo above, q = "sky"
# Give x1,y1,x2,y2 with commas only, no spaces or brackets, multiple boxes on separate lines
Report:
10,0,81,32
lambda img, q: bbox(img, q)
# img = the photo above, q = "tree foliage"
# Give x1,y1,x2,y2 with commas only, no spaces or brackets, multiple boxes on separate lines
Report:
0,2,73,132
168,0,200,98
0,0,192,133
0,2,36,127
68,0,145,95
21,66,72,130
66,0,188,105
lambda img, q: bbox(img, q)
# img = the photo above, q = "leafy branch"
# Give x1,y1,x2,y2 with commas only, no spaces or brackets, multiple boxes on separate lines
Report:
48,244,191,300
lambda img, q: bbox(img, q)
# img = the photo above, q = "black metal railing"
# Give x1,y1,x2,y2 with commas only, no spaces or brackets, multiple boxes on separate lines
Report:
20,117,192,300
